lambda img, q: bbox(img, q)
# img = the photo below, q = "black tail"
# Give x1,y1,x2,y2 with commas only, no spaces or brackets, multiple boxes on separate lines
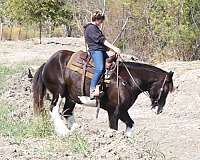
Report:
32,63,46,115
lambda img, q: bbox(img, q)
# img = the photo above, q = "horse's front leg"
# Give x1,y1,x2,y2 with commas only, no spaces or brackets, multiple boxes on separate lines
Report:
107,110,119,130
119,110,135,137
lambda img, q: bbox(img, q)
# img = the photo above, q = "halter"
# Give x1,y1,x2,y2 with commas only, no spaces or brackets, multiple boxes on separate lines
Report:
154,74,168,104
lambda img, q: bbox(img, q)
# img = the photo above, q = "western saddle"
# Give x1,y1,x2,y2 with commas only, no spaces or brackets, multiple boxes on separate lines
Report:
67,50,117,96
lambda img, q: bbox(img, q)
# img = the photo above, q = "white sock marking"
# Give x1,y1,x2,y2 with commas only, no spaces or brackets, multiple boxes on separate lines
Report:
50,95,70,136
126,126,134,137
71,123,80,131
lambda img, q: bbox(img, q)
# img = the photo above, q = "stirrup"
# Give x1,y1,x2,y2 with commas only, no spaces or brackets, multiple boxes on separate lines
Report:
90,85,103,100
90,86,99,99
90,91,104,100
105,69,111,80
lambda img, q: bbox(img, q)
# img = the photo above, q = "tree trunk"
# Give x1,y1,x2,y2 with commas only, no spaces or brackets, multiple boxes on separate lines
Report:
25,27,28,40
18,25,22,40
39,20,42,44
9,25,13,41
64,25,72,37
64,25,67,37
0,22,3,41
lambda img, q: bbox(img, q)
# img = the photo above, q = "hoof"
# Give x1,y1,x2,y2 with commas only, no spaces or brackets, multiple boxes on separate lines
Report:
49,111,70,137
125,127,134,137
55,126,70,137
71,123,80,131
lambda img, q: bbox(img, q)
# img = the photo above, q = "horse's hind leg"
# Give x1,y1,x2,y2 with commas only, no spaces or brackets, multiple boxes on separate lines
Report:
50,94,70,136
50,93,59,112
62,99,79,131
119,110,135,137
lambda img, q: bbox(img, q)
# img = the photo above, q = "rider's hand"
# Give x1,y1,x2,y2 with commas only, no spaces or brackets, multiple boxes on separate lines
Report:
103,40,121,55
113,47,121,55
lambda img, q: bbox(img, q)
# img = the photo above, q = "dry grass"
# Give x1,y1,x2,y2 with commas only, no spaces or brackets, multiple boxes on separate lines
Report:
1,26,65,41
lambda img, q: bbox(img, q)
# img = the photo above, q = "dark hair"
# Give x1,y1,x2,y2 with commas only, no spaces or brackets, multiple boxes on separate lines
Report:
92,10,105,22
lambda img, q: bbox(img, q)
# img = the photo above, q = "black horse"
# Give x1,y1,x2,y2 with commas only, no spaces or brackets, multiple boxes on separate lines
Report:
32,50,174,136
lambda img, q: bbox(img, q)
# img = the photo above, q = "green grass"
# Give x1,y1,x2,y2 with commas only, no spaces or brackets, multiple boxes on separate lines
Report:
44,133,90,158
68,133,90,156
0,103,90,157
0,64,27,77
0,63,28,94
0,104,54,142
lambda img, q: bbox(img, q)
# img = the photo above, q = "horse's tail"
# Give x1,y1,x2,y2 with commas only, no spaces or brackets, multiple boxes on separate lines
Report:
32,63,46,115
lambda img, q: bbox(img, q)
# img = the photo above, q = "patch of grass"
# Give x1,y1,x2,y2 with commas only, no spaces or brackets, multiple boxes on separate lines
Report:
130,129,168,160
144,142,166,160
44,133,90,158
68,132,90,156
0,103,53,142
0,102,91,157
0,64,27,77
0,63,28,93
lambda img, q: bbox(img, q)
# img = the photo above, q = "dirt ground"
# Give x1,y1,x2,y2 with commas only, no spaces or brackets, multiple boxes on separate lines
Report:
0,38,200,160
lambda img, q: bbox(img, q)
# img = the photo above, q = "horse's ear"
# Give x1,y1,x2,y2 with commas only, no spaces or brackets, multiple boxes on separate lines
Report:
166,71,174,82
168,71,174,79
167,71,174,92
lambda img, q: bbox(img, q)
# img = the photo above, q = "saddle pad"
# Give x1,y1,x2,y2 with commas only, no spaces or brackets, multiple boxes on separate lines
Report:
67,51,94,79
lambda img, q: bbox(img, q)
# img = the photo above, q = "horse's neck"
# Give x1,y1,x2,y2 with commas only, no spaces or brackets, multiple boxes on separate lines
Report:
118,63,164,90
130,68,160,92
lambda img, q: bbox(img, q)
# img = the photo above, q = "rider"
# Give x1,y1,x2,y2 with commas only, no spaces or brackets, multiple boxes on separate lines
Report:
84,10,121,99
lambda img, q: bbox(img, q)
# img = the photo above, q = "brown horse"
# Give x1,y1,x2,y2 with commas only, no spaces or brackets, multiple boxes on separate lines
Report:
32,50,174,136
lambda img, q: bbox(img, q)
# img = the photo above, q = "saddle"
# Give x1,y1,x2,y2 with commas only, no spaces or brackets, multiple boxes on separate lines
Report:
67,51,117,95
67,51,116,78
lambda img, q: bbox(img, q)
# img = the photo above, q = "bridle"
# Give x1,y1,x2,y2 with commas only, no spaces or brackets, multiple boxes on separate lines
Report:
116,55,168,106
154,74,168,104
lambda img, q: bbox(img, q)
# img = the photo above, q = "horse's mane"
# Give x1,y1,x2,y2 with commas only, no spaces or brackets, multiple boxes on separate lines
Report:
123,62,168,75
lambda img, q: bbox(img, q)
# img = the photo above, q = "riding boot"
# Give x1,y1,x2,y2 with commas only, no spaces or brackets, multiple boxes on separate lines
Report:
90,85,100,100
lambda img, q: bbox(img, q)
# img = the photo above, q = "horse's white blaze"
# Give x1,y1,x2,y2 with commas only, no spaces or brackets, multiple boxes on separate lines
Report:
126,126,134,137
50,95,69,136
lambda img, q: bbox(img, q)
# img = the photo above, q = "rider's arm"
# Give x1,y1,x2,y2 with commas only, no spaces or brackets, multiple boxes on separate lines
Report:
85,24,121,54
104,40,121,55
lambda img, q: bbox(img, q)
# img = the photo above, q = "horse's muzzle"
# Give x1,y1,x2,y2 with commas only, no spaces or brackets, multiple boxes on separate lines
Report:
151,104,163,115
156,107,163,114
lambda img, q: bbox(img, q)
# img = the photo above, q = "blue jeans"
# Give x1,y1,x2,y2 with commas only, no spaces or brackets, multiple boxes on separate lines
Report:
90,50,108,90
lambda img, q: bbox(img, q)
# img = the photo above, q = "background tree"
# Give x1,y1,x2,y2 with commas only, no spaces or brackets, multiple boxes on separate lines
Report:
1,0,200,61
5,0,73,43
0,0,6,40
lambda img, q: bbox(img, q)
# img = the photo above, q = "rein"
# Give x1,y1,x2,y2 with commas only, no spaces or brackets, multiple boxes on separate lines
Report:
155,74,167,103
115,55,168,111
117,55,150,98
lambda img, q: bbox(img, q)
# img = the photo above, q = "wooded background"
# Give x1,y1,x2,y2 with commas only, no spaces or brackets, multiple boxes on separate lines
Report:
0,0,199,62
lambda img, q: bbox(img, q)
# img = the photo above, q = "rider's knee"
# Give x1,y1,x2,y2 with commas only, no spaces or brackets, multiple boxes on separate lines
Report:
96,65,104,73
